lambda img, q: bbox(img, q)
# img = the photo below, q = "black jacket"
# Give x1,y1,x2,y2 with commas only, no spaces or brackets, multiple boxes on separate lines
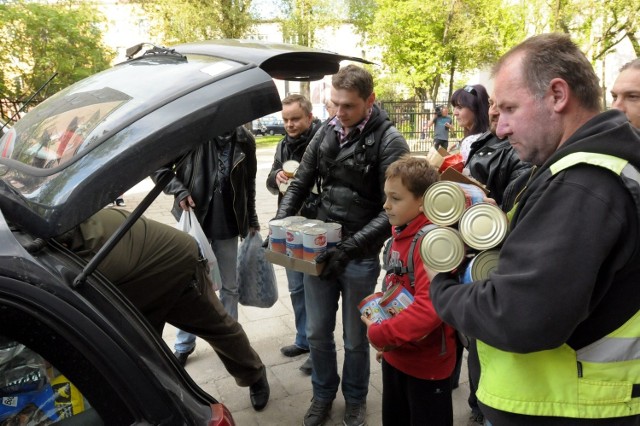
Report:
465,131,532,207
266,118,322,208
276,105,409,259
152,126,259,238
431,109,640,425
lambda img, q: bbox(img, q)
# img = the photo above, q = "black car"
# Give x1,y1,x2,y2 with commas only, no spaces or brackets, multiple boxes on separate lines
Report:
0,39,365,425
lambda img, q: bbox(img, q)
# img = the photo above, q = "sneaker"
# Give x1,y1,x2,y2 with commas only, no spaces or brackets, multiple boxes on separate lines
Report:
299,356,312,375
343,402,366,426
302,398,332,426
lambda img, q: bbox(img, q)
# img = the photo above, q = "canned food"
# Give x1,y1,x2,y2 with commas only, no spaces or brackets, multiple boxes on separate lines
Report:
461,249,500,283
379,284,414,317
358,292,387,324
268,219,287,254
303,226,327,262
303,219,325,227
282,160,299,177
419,226,466,272
279,179,292,194
285,223,305,258
284,216,307,224
422,181,486,226
323,222,342,248
458,203,508,250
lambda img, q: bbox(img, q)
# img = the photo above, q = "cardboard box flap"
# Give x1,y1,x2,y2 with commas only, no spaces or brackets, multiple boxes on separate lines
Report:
264,250,324,276
440,166,489,194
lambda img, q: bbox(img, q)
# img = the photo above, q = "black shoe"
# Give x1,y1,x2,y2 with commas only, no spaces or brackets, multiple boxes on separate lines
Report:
299,356,312,375
174,348,194,367
303,399,332,426
343,402,366,426
281,344,310,357
249,368,270,411
115,198,125,207
470,410,484,425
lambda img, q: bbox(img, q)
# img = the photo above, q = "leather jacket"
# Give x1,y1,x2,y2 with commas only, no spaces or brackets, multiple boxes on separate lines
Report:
465,131,532,207
151,126,259,238
276,105,410,259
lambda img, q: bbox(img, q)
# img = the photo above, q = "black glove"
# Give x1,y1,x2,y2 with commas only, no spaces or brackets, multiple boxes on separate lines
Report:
316,247,350,281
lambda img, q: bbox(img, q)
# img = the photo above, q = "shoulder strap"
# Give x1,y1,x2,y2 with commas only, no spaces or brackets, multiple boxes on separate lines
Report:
384,223,433,288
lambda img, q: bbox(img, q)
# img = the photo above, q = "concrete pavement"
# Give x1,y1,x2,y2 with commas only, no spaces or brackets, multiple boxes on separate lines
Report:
123,145,476,426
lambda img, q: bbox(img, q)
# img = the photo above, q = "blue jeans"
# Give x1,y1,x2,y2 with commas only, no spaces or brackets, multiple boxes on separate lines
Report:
304,257,380,403
175,237,239,353
286,268,309,350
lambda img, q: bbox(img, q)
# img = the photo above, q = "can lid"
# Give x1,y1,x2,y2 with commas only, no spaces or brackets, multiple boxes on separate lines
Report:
358,292,383,309
303,219,325,226
458,203,508,250
422,181,467,226
469,249,500,281
303,226,327,235
285,216,307,223
269,218,287,226
419,226,466,272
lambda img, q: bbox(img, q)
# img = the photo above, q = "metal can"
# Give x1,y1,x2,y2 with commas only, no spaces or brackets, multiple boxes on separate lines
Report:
379,284,414,318
284,216,307,224
282,160,299,177
461,249,500,283
278,179,292,194
302,226,327,262
268,219,288,254
458,203,508,250
323,222,342,248
358,292,387,324
419,226,466,272
422,181,486,226
285,223,305,258
302,219,325,227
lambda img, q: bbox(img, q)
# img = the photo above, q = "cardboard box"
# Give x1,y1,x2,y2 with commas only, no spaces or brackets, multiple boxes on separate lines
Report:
264,249,324,276
440,166,489,194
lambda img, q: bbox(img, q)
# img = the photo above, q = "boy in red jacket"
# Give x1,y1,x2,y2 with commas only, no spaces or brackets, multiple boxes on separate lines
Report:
362,154,457,425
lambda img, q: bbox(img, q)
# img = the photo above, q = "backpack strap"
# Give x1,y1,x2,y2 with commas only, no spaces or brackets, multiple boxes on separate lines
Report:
383,223,434,288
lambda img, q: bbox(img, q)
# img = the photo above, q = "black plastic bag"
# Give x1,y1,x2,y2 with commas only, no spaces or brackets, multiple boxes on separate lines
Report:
237,233,278,308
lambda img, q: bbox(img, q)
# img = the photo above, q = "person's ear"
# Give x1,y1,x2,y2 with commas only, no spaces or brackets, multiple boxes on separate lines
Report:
418,196,424,212
549,78,570,112
366,92,376,109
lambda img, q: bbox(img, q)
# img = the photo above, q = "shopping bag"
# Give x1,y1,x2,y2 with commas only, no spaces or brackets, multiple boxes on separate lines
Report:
237,233,278,308
176,210,222,291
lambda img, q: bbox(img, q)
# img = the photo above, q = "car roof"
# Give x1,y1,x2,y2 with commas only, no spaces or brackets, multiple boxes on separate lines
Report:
0,40,368,238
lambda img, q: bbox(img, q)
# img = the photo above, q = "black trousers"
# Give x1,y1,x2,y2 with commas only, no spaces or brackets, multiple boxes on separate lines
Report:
382,359,453,426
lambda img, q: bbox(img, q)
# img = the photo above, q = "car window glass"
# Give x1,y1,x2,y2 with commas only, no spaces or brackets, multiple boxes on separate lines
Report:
0,337,102,425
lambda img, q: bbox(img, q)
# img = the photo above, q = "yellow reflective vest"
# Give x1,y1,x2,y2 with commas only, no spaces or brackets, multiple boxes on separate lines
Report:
478,153,640,419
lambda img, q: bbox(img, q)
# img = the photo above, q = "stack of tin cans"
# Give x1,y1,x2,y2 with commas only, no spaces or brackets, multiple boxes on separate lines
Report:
268,216,342,263
420,181,506,279
358,284,415,324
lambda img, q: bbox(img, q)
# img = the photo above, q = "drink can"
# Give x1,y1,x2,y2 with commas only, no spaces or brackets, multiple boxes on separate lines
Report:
285,223,305,258
358,292,386,324
323,222,342,248
419,226,466,273
458,203,508,250
379,284,414,317
282,160,299,177
303,226,327,262
268,219,287,254
422,181,486,226
461,249,500,283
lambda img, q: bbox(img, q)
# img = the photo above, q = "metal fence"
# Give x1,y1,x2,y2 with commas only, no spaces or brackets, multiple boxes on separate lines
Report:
378,100,463,153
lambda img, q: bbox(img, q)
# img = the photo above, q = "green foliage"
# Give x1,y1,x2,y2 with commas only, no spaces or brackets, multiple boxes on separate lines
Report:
0,0,114,121
136,0,255,44
277,0,341,47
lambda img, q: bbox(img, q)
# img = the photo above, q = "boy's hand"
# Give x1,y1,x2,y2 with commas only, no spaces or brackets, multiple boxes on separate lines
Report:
376,351,384,363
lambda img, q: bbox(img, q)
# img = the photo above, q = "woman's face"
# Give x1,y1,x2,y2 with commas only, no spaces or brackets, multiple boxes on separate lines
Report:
453,105,475,131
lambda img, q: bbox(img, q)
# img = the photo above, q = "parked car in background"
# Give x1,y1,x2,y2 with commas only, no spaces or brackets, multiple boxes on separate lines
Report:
0,39,366,425
251,114,286,136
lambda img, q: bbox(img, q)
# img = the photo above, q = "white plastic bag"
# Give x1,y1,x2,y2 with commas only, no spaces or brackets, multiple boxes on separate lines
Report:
176,210,221,291
237,233,278,308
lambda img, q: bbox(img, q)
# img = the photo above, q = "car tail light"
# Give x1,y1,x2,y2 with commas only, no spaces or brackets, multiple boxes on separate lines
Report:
209,403,235,426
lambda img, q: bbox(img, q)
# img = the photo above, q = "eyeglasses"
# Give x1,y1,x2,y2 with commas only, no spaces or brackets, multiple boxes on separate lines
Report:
463,85,477,96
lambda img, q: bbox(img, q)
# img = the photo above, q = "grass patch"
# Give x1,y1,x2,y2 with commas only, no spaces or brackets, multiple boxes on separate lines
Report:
254,134,281,147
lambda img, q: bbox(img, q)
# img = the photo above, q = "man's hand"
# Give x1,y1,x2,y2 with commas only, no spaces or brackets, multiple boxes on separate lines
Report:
179,195,196,211
249,226,260,237
316,248,350,281
275,170,290,186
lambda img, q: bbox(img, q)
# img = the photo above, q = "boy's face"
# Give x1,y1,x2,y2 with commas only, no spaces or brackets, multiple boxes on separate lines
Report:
383,176,424,227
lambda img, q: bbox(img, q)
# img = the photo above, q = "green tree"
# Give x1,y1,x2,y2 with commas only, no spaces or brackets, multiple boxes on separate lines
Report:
136,0,255,44
0,0,114,123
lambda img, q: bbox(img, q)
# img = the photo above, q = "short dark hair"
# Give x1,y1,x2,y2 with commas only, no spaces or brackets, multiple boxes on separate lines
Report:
385,154,439,198
332,65,374,100
492,33,601,111
450,84,490,136
620,58,640,72
282,94,313,115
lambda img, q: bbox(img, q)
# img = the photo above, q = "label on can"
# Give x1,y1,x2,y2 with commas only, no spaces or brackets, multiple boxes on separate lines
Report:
419,226,466,272
303,227,327,262
379,284,414,318
358,292,387,324
423,181,486,226
461,249,500,283
323,222,342,248
286,223,305,258
458,203,508,250
268,219,287,254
